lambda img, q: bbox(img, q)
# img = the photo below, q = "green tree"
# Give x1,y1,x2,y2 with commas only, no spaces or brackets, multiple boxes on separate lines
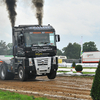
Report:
62,42,81,59
72,61,76,68
83,41,98,52
0,40,7,55
91,61,100,100
0,40,13,55
7,43,13,55
57,49,63,56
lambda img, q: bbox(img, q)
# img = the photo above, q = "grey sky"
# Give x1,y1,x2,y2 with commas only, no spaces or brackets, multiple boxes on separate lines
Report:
0,0,100,50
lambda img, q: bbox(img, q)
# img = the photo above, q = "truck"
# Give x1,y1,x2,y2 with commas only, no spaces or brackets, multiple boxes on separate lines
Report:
82,51,100,63
0,24,60,81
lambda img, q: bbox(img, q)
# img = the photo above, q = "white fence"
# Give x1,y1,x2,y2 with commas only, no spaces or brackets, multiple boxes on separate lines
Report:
58,62,98,67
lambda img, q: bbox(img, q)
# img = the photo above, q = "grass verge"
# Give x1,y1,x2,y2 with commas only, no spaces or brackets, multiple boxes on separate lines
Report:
57,71,95,74
82,67,97,69
0,90,50,100
58,67,97,69
57,71,69,73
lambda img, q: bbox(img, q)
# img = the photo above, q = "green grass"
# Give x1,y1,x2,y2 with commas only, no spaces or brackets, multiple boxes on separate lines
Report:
57,71,69,73
82,72,95,74
83,67,97,69
58,67,67,68
57,71,95,74
0,90,50,100
58,67,97,69
73,71,95,74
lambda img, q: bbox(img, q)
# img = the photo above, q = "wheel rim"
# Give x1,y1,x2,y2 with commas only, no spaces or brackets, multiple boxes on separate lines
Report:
1,68,5,78
19,69,23,79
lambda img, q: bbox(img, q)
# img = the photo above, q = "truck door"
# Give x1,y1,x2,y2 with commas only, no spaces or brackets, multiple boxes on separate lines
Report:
17,33,25,57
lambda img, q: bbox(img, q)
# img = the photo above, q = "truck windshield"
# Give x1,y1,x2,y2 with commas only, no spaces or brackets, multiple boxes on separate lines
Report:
24,32,56,47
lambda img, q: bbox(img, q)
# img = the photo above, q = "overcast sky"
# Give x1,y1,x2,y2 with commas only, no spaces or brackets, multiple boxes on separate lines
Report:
0,0,100,50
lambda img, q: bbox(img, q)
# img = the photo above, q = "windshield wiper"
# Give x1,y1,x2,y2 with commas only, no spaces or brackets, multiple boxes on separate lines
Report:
40,42,50,45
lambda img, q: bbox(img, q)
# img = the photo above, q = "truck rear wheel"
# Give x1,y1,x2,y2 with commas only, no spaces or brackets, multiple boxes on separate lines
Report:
18,66,28,81
0,63,14,80
47,71,56,79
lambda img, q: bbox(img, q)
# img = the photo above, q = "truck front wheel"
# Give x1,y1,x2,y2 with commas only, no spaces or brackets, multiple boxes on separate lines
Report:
28,73,36,80
47,71,56,79
18,66,28,81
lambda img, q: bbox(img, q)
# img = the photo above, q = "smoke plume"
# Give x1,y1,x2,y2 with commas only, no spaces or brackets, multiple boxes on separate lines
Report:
32,0,44,25
5,0,17,27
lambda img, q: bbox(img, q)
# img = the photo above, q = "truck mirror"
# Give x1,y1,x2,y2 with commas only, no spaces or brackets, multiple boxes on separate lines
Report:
58,35,60,42
56,35,60,42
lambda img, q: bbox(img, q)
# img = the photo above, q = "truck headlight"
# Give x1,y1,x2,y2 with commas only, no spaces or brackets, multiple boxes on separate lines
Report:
29,58,33,66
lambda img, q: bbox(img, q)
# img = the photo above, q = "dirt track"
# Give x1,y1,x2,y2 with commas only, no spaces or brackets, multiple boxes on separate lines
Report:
0,76,93,100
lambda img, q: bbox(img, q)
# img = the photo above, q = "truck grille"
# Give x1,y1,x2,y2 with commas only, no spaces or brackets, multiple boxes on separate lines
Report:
37,58,48,66
34,57,51,75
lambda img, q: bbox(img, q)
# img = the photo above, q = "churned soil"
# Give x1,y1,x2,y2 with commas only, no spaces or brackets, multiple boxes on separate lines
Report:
0,76,93,100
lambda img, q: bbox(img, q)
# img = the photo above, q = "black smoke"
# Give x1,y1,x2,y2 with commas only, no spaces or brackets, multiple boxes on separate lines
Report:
32,0,44,25
4,0,17,27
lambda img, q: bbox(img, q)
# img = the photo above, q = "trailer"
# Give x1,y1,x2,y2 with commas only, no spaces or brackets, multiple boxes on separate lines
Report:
0,24,60,81
82,51,100,63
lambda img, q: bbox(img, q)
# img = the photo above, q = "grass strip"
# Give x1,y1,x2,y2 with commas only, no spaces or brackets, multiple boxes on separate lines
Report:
57,71,95,75
82,67,97,69
58,67,97,69
0,90,50,100
58,67,67,68
82,72,95,74
57,71,69,73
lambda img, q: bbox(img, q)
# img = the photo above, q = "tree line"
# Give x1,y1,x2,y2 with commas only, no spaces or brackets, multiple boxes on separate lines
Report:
0,40,98,58
0,40,12,55
57,41,98,59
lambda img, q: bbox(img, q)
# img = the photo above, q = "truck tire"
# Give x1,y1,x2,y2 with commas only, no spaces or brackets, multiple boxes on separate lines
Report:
0,63,15,80
18,66,28,81
47,71,56,79
28,74,36,80
8,73,15,80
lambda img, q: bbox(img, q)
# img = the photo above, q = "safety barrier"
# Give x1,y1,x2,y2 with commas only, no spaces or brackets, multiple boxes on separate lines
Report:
58,62,98,68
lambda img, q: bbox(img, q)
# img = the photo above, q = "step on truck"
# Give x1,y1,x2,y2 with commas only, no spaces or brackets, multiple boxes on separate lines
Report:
0,24,60,81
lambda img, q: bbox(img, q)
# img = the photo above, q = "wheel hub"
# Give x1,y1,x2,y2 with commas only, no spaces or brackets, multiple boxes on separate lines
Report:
1,68,5,78
19,70,23,79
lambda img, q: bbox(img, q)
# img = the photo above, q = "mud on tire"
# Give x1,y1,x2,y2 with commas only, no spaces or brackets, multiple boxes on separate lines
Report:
47,71,56,79
28,73,36,80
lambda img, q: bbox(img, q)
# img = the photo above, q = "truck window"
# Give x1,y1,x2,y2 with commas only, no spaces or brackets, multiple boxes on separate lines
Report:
24,32,56,47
